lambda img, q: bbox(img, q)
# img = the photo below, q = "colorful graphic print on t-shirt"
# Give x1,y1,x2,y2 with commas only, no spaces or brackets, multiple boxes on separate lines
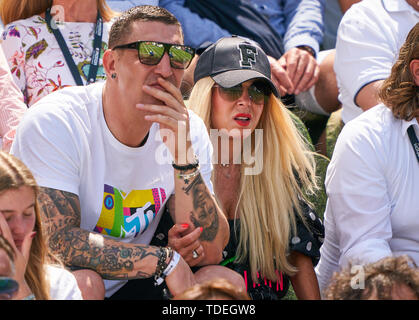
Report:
94,184,167,239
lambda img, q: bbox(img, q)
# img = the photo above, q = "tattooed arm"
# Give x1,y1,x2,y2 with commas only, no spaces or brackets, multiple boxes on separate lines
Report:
172,170,229,265
37,187,196,294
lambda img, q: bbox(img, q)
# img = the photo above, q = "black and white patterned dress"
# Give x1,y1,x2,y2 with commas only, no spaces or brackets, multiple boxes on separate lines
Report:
220,201,325,300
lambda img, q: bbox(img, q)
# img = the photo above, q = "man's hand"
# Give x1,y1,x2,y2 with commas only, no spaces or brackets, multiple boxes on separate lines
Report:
137,77,193,165
270,47,320,96
268,55,294,96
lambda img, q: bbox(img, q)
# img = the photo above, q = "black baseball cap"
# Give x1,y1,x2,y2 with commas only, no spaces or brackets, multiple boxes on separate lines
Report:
194,36,279,97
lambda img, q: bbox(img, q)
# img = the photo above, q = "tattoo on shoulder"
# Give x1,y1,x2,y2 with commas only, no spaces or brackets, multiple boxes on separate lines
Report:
38,187,81,234
186,174,219,242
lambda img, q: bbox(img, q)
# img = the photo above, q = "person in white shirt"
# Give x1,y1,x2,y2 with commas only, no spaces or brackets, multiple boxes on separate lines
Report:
11,5,243,300
316,23,419,296
334,0,419,124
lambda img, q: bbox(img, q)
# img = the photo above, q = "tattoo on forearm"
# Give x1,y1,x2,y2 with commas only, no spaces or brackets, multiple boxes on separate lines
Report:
182,173,201,195
37,187,160,280
184,174,219,241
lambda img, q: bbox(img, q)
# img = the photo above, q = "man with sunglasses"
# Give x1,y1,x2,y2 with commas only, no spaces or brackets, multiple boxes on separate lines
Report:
10,5,239,300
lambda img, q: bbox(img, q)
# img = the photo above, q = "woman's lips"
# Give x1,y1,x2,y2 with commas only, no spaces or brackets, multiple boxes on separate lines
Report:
233,113,252,126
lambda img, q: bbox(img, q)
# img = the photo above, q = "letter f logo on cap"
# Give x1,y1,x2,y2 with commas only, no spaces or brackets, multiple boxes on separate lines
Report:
238,44,258,69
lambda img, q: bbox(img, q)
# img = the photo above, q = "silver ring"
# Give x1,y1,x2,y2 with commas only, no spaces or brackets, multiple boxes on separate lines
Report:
192,250,199,259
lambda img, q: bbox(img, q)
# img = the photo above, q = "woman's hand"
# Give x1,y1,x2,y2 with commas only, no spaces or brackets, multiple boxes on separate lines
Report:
0,213,35,299
168,223,205,267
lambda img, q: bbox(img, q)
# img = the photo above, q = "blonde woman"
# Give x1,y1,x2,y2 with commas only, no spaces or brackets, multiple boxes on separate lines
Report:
0,0,118,106
0,151,82,299
166,36,324,300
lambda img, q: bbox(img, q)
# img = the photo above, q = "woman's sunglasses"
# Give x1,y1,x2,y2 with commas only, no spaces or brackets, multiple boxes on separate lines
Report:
213,82,270,104
113,41,195,69
0,277,19,300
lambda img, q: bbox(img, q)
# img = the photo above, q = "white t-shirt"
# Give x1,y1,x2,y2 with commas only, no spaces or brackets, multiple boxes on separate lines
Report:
334,0,419,123
315,104,419,295
11,82,214,296
1,15,112,107
46,265,83,300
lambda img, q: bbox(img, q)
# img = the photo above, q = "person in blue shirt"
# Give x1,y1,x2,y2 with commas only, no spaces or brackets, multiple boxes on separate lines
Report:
161,0,340,117
106,0,158,12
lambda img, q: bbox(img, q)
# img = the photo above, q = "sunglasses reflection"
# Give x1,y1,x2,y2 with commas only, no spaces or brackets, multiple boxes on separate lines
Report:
113,40,195,69
213,82,270,104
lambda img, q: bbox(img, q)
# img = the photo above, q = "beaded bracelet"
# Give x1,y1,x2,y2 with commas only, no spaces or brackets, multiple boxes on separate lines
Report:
166,246,174,262
177,166,200,184
154,247,174,286
154,247,168,286
155,251,180,286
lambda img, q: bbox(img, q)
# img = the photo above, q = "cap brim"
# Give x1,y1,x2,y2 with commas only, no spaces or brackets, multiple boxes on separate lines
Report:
212,70,279,97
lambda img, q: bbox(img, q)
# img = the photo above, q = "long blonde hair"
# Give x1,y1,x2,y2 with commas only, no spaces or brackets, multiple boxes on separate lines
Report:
0,152,50,300
188,77,317,280
0,0,117,25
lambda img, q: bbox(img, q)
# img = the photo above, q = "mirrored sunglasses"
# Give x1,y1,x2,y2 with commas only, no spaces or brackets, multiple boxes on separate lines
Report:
113,40,195,69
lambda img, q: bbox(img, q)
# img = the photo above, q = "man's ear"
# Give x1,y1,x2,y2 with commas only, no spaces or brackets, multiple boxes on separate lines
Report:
103,49,117,79
409,59,419,86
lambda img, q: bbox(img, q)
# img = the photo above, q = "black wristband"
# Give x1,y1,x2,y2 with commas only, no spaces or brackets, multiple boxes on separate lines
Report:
172,155,199,171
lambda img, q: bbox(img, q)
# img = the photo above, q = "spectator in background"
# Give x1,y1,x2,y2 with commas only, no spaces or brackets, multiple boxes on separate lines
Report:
322,0,360,50
323,256,419,300
316,22,419,295
334,0,419,124
0,151,83,300
161,0,323,61
161,0,341,116
0,47,26,153
0,0,118,107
